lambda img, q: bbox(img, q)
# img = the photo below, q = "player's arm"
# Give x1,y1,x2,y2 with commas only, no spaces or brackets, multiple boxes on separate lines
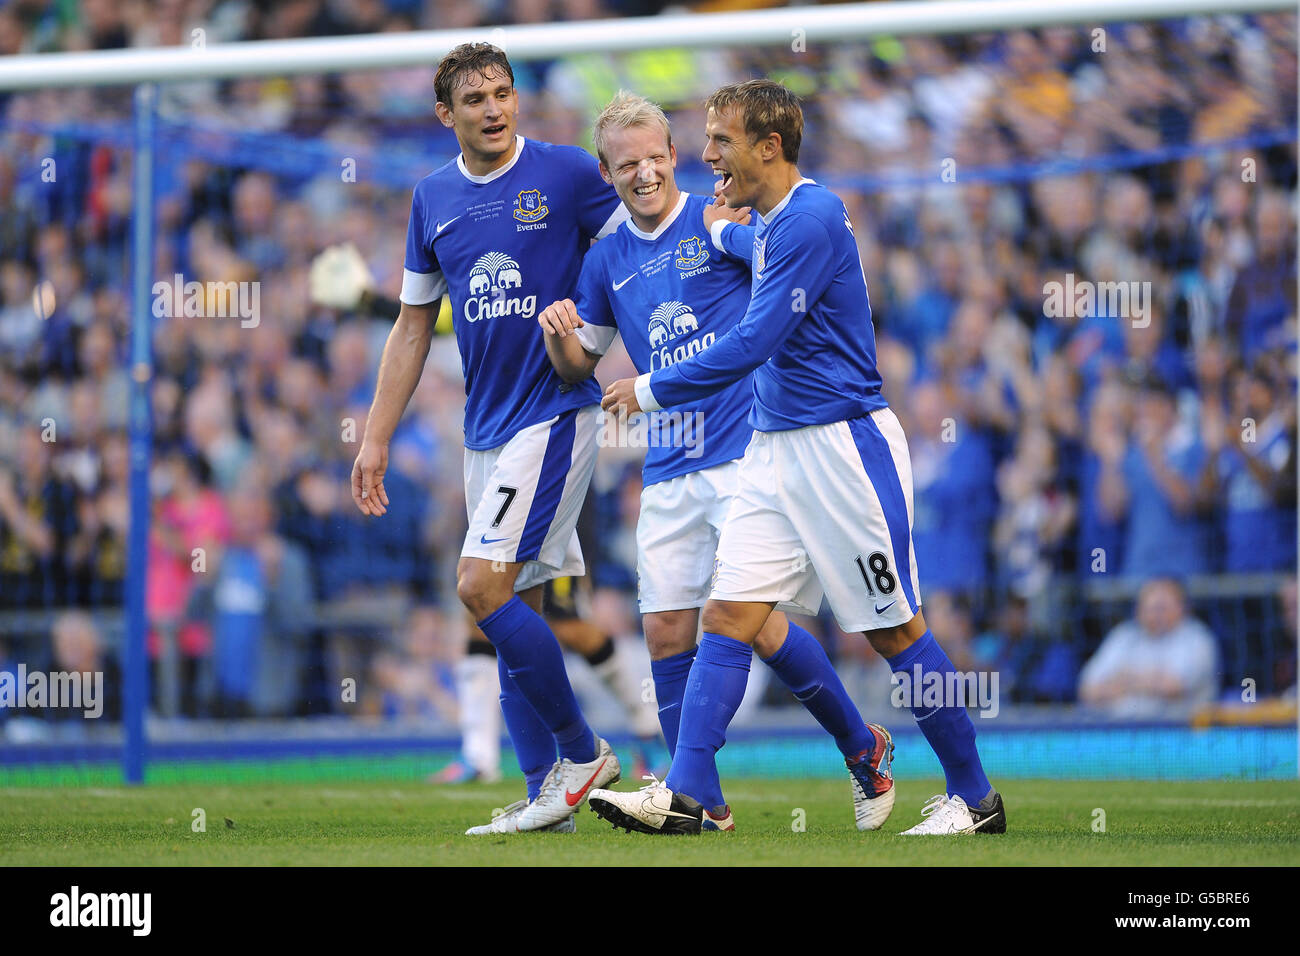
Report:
711,221,756,263
539,298,601,383
703,198,756,263
353,299,438,516
540,246,620,383
606,213,832,414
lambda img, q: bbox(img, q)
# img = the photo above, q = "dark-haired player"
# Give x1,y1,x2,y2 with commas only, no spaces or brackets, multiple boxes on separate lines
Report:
352,43,627,834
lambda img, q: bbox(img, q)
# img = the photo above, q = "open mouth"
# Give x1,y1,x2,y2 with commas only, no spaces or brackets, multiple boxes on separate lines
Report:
633,182,661,199
483,124,507,137
714,169,733,193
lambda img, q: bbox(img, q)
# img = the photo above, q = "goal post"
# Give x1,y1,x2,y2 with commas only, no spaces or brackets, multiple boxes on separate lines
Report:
0,0,1292,90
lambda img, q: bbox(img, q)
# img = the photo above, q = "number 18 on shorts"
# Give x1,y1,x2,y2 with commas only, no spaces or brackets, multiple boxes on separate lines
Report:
709,408,923,633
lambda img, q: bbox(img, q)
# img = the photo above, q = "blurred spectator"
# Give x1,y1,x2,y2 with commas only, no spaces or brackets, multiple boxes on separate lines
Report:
368,605,461,724
43,609,121,724
0,611,121,737
146,449,229,715
1100,379,1211,579
993,424,1075,598
907,381,997,596
1224,192,1295,359
1078,578,1220,717
0,428,76,607
1199,359,1297,572
973,594,1078,703
66,430,128,607
186,478,313,717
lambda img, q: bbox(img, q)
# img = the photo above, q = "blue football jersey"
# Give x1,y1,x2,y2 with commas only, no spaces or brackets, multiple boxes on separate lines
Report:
641,180,887,432
401,136,624,450
572,192,756,486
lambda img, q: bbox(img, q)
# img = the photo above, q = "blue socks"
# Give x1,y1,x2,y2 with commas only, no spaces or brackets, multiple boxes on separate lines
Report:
762,622,875,757
497,655,555,801
886,630,992,807
478,596,596,765
664,633,752,808
649,646,697,757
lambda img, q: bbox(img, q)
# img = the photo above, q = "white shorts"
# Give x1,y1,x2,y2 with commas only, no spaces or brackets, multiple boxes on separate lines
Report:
711,408,923,633
636,460,740,614
461,405,600,592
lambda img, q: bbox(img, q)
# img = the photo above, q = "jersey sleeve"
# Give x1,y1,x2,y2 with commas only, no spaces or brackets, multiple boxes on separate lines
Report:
709,220,756,263
638,212,835,411
400,184,448,305
569,147,627,240
571,250,619,355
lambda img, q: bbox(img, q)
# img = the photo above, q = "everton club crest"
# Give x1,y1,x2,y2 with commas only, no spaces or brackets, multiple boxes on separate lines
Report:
513,188,549,225
674,235,709,271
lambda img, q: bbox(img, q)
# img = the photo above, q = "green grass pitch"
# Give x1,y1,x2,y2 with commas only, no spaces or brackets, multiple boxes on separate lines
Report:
3,778,1298,866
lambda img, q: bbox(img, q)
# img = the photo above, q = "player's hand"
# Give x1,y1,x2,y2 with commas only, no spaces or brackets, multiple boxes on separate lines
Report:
602,377,642,416
310,242,374,310
703,194,752,230
351,442,390,517
538,298,584,338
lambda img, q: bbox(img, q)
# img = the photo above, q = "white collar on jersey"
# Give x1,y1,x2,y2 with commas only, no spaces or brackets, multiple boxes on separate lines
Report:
625,190,690,241
762,177,817,224
456,135,526,184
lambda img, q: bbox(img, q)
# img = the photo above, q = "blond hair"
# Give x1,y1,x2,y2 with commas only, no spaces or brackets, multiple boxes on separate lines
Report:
592,90,673,166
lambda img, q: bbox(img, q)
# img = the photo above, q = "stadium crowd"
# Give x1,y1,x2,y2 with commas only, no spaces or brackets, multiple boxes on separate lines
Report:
0,1,1295,723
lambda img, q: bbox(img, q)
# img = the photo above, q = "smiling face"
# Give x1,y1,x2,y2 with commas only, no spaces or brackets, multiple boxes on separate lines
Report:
701,105,765,210
599,123,678,232
436,66,518,172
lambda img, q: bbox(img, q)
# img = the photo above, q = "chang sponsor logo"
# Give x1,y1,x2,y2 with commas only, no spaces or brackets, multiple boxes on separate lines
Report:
647,300,714,371
464,252,536,322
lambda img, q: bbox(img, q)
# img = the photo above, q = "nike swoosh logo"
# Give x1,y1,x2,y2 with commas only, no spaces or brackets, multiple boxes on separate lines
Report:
436,215,462,233
480,534,508,545
653,806,699,820
612,272,637,290
874,601,895,614
565,758,608,806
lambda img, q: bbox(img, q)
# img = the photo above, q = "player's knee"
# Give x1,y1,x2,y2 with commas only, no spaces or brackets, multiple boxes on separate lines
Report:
863,610,927,659
699,600,762,644
644,610,697,660
456,559,511,619
752,611,790,658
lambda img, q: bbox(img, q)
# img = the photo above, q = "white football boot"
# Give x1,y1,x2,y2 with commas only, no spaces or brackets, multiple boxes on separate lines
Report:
899,793,996,835
465,798,577,836
512,736,621,832
846,722,896,831
588,775,703,835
